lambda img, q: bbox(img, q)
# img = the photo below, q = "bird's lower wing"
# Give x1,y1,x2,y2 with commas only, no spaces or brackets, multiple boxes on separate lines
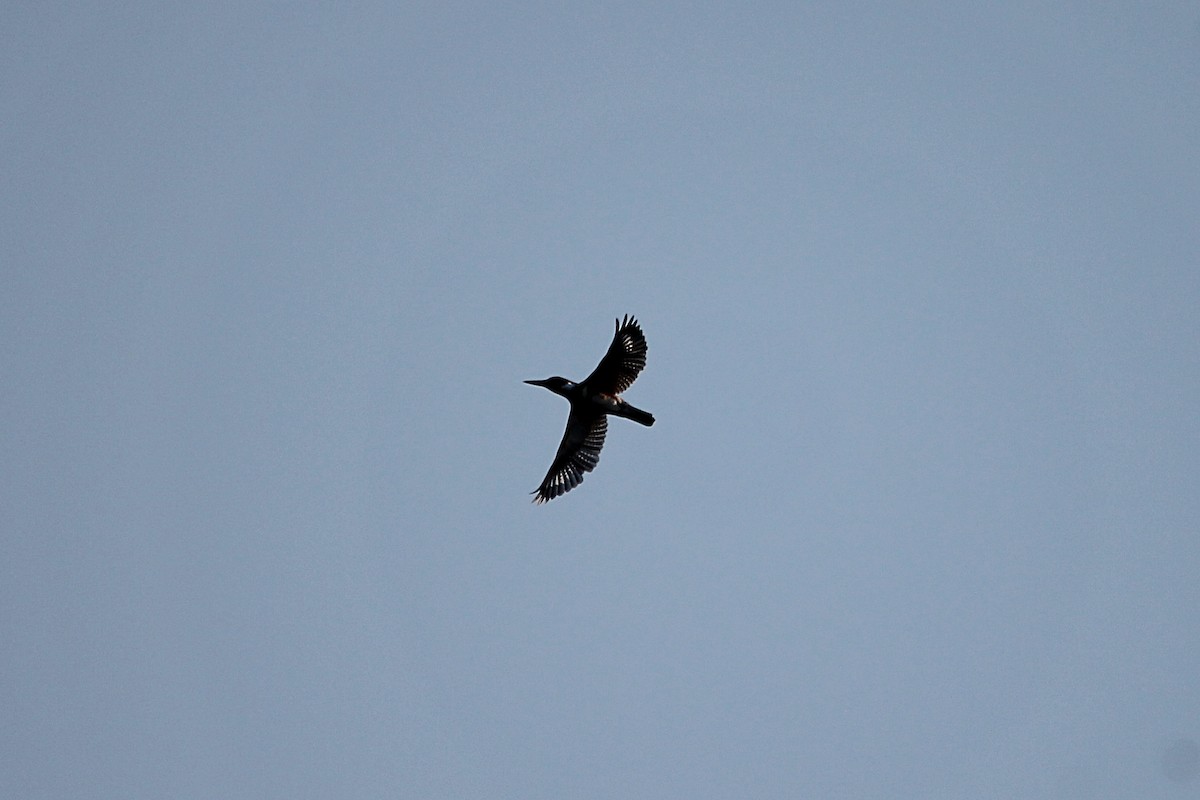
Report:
532,410,608,504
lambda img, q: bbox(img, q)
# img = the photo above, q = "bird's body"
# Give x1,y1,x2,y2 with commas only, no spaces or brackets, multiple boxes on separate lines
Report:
526,315,654,504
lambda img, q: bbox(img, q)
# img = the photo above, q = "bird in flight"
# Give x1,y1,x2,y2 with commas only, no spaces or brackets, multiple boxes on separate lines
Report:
525,314,655,504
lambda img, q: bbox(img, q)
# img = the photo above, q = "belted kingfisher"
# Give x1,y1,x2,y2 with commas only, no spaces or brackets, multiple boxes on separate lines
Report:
525,314,655,504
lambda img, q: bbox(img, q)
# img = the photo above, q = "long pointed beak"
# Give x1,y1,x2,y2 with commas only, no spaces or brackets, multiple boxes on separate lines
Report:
524,379,547,387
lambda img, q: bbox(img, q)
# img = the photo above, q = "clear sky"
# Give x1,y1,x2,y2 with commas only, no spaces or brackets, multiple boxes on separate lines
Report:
4,2,1199,798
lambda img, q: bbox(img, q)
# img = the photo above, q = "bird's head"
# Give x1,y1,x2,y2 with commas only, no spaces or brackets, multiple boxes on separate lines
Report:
524,376,575,396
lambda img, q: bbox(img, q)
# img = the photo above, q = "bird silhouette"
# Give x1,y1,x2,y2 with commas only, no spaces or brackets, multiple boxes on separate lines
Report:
525,315,654,503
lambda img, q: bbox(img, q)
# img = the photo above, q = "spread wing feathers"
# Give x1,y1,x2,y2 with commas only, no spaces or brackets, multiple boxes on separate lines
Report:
532,410,608,504
582,315,649,395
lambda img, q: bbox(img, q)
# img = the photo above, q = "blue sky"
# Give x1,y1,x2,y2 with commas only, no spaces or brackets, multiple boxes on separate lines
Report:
4,2,1199,797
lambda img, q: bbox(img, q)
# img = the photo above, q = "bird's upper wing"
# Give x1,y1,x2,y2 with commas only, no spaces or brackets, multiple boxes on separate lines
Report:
532,409,607,504
581,315,648,395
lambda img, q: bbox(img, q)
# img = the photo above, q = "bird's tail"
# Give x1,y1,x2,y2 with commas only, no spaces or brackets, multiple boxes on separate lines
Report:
618,402,655,427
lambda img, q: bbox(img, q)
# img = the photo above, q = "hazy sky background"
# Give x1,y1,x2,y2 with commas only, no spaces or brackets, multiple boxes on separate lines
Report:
4,2,1199,798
